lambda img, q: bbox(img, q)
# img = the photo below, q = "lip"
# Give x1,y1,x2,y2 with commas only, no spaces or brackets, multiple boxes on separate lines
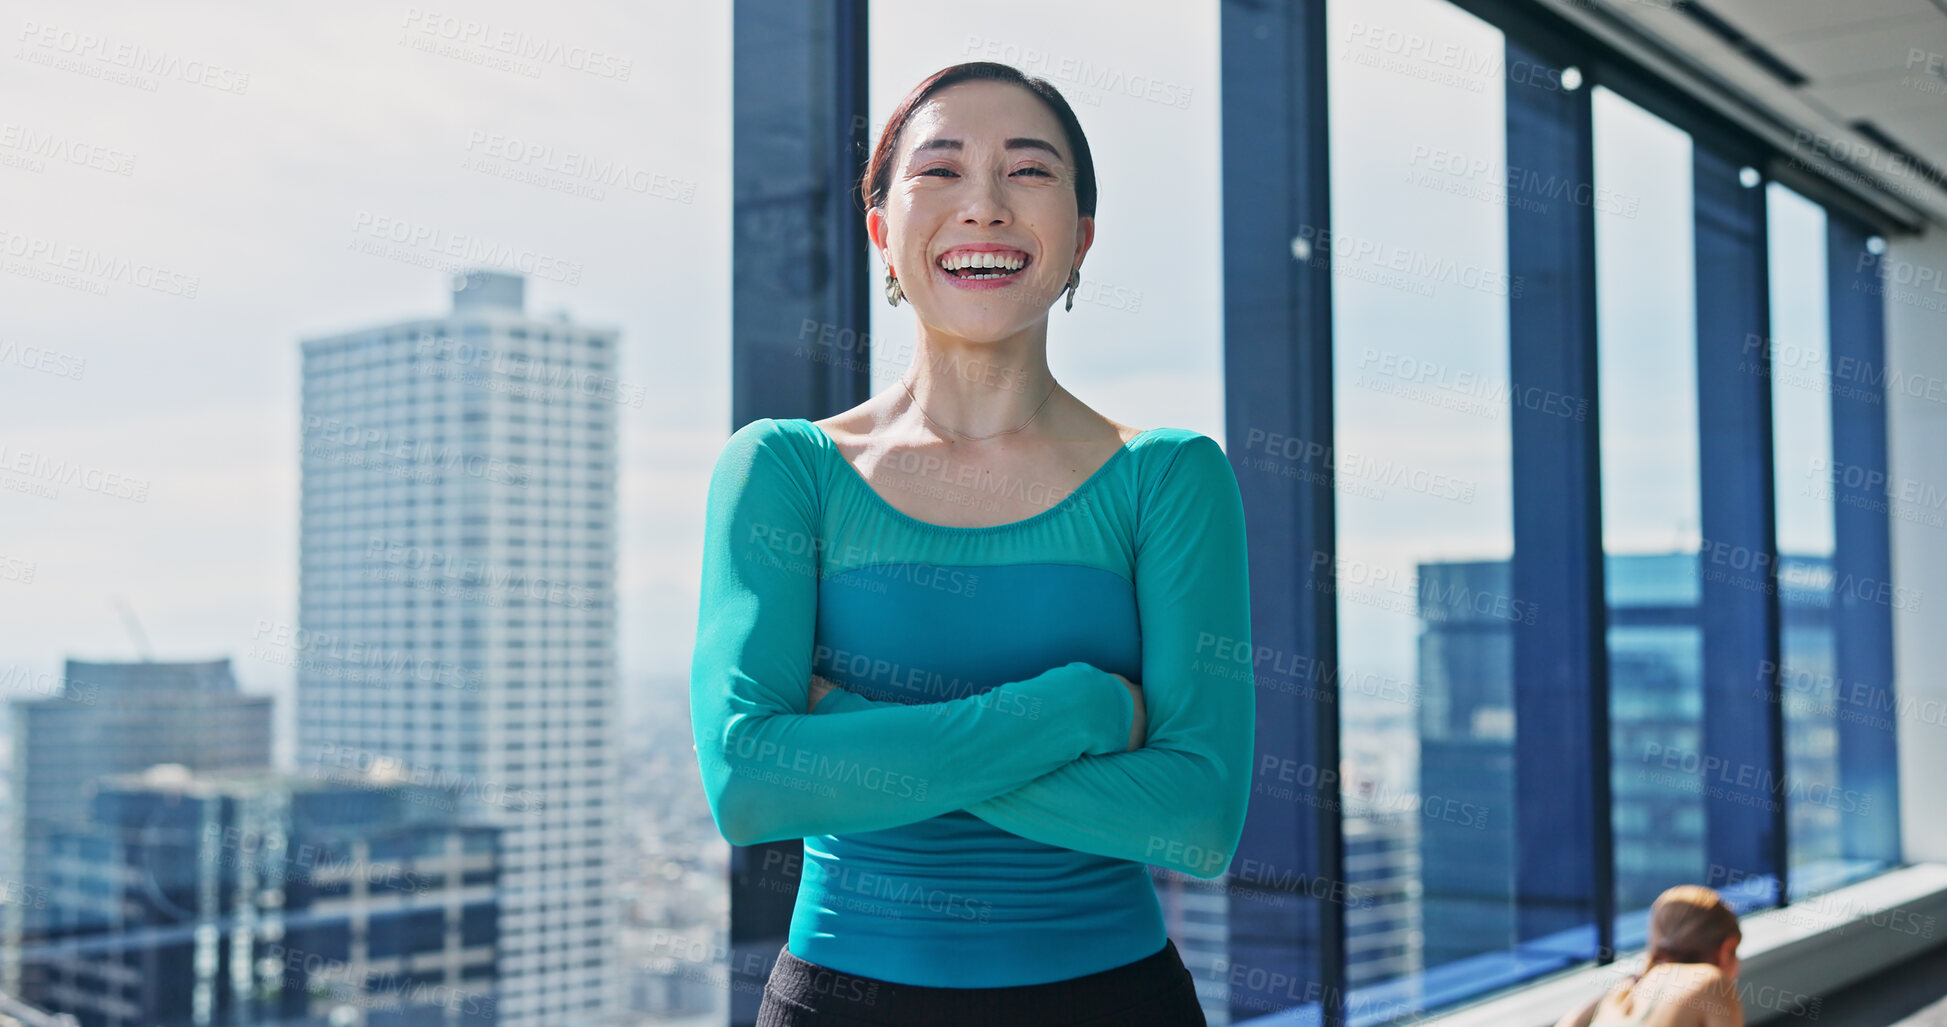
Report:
933,243,1033,291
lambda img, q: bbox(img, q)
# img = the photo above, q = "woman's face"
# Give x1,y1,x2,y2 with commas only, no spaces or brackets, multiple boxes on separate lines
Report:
870,78,1093,342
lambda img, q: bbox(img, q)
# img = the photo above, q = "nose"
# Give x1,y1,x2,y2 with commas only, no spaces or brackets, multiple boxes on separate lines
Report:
961,171,1011,226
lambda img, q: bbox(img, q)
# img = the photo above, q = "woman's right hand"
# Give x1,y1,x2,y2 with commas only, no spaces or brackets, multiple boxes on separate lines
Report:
1110,672,1146,752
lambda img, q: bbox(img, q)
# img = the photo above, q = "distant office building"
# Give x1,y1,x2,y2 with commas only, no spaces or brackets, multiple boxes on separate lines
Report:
1413,560,1517,976
22,763,499,1025
0,991,76,1027
2,659,272,997
1414,552,1839,969
1341,811,1421,990
1150,871,1232,1024
296,270,622,1024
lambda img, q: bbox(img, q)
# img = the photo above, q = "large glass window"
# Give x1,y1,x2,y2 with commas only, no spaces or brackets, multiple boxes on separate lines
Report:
1327,0,1516,1019
1765,183,1864,900
1590,85,1708,945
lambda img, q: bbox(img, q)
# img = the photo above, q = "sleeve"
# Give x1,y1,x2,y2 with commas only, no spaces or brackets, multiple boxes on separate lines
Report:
810,433,1257,880
689,418,1138,847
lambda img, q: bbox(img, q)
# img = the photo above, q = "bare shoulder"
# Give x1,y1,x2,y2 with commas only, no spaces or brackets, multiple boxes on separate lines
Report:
809,409,880,459
809,410,866,441
1635,964,1740,1025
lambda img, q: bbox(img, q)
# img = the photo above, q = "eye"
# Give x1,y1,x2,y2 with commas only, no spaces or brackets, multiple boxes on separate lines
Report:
916,166,1053,178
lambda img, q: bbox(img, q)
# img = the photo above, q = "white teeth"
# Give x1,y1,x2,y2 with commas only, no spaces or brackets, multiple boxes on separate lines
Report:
937,251,1028,272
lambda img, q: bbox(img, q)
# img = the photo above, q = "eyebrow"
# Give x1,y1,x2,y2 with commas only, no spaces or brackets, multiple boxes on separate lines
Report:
909,137,1064,161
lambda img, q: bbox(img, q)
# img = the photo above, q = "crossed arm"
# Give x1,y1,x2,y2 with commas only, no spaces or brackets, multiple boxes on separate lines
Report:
689,419,1255,879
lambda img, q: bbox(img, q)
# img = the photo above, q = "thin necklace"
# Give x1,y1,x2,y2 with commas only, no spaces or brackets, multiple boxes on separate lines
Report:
899,375,1058,442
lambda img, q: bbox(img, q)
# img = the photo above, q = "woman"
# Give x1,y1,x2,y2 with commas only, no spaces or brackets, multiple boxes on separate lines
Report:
1555,885,1744,1027
690,61,1255,1026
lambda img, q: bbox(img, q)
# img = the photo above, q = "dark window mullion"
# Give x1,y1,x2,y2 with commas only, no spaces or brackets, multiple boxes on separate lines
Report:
1693,147,1789,910
1221,0,1345,1024
1825,218,1901,870
728,2,873,1024
1504,36,1614,969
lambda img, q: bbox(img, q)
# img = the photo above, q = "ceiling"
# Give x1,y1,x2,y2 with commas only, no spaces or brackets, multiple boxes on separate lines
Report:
1548,0,1947,230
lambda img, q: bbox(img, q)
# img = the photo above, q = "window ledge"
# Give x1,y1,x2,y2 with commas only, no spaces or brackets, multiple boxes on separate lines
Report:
1418,863,1947,1027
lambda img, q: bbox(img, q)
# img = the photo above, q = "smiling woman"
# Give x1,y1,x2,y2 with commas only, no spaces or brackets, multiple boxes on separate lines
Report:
865,64,1094,326
692,61,1247,1027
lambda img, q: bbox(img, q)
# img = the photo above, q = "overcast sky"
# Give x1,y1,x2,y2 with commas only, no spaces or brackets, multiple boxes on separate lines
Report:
3,0,1723,726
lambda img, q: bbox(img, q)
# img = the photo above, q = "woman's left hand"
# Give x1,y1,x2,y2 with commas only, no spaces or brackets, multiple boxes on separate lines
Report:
808,673,838,712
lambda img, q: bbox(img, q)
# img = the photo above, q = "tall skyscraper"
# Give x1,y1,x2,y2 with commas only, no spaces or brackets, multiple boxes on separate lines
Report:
2,658,272,998
297,270,622,1024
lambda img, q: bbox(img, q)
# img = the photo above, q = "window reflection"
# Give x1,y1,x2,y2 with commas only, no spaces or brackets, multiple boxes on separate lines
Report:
1590,85,1711,944
1327,0,1515,1018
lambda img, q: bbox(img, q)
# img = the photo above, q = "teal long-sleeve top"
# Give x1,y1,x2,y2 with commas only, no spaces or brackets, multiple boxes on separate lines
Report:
689,416,1255,987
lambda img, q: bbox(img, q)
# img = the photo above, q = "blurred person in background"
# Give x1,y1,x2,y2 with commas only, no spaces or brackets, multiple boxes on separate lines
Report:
1555,885,1743,1027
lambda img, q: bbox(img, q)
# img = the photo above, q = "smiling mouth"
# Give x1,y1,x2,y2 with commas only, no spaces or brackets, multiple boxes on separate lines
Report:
937,252,1032,281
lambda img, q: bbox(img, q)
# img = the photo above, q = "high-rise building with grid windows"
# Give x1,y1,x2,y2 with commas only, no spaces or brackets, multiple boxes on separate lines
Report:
297,269,621,1024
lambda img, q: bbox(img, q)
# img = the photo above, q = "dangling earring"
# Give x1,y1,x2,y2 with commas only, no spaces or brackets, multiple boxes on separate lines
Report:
885,268,904,307
1064,267,1081,312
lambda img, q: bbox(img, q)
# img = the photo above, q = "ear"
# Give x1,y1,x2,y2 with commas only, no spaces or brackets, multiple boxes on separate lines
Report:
1072,214,1095,269
866,206,890,266
1715,935,1738,967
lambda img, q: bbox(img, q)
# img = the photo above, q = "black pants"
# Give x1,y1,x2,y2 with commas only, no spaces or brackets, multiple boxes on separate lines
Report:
755,936,1207,1027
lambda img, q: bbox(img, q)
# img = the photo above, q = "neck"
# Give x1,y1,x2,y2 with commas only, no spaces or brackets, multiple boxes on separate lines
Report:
899,324,1058,439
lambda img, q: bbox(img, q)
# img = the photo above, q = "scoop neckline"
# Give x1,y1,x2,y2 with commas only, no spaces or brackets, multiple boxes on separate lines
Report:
787,417,1162,534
